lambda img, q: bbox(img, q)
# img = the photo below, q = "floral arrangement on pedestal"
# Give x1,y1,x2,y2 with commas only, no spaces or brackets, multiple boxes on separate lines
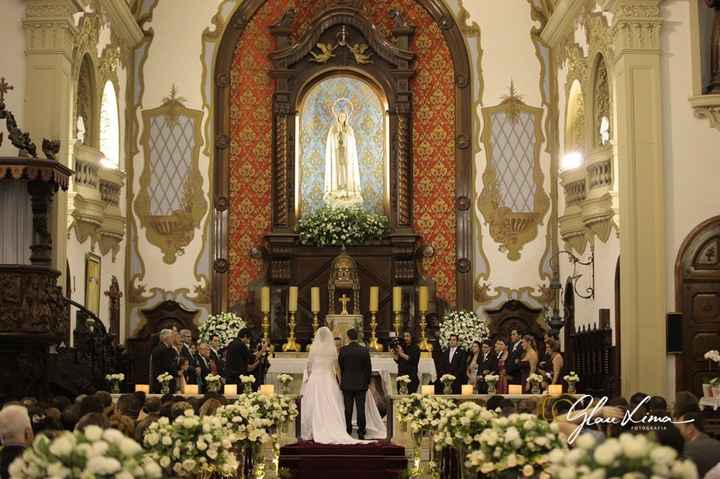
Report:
297,206,389,247
703,350,720,397
240,375,255,394
434,402,496,452
277,374,293,394
465,413,565,478
526,373,544,394
205,373,223,393
198,312,246,348
156,373,173,395
143,410,238,478
546,432,698,479
105,373,125,393
438,310,490,349
484,374,500,394
10,425,162,479
396,375,411,395
440,374,456,394
563,371,580,393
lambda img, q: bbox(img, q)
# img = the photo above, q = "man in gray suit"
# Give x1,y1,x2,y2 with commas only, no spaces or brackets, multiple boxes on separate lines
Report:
677,410,720,477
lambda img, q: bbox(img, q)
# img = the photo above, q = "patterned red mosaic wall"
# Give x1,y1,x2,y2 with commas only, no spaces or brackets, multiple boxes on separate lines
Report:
228,0,456,304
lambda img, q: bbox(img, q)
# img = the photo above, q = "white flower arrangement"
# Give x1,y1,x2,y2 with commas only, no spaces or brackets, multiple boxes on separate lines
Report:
106,373,125,382
705,350,720,363
205,373,222,384
438,310,490,349
440,374,456,384
547,432,698,479
563,371,580,382
396,394,456,440
198,312,247,349
157,372,173,384
10,425,161,479
527,373,544,384
433,401,496,451
216,393,299,449
240,375,256,384
484,374,500,382
143,409,238,477
466,413,566,477
297,206,389,247
277,374,293,386
396,375,411,385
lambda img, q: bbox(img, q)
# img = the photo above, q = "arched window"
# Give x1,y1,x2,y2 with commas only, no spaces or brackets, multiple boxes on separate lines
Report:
76,55,95,146
593,56,611,147
562,80,585,171
99,81,119,168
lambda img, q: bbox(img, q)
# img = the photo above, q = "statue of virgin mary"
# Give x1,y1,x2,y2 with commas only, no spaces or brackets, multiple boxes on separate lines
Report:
323,99,363,207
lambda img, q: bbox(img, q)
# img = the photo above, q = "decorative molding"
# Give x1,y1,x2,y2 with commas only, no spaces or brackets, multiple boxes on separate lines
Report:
690,94,720,131
102,0,144,48
23,0,81,62
608,0,662,52
540,0,588,48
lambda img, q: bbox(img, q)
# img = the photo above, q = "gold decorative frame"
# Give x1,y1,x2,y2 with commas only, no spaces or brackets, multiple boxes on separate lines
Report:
135,88,207,264
85,253,102,316
477,86,549,261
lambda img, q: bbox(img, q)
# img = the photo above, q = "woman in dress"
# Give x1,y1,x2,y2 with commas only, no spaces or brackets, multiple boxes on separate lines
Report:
300,327,369,444
177,357,189,394
465,341,481,392
494,337,509,394
547,338,564,385
520,335,539,393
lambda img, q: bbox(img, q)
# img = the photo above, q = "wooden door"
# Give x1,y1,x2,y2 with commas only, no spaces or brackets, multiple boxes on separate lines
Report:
676,217,720,394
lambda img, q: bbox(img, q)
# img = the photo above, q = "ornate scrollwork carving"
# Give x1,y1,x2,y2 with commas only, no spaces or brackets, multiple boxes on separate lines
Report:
274,113,289,227
396,114,411,226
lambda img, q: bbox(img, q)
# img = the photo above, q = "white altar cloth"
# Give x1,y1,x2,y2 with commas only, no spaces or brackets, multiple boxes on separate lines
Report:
266,356,437,395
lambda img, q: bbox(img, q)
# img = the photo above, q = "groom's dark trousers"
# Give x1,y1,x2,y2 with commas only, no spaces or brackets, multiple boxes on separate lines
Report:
338,341,372,437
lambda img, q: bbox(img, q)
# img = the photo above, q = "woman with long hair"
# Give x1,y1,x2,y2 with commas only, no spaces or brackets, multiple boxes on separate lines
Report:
520,334,539,393
494,337,509,394
546,338,564,385
466,341,482,392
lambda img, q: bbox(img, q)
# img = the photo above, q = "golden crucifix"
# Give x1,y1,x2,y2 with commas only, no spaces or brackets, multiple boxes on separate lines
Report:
338,294,351,316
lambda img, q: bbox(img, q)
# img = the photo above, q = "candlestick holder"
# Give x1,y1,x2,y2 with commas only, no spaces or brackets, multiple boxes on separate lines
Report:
312,312,320,334
282,312,300,352
418,311,432,352
262,312,270,344
367,312,383,352
393,311,403,337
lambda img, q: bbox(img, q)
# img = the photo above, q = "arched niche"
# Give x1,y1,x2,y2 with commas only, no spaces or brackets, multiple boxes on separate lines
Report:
212,0,474,315
99,81,120,169
591,54,611,148
565,79,585,154
76,54,97,147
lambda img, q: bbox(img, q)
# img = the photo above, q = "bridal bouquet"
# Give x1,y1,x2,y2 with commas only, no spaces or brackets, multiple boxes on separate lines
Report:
198,312,246,348
434,401,496,450
547,432,698,479
10,425,161,479
396,394,455,439
143,410,238,477
466,413,565,477
438,310,490,349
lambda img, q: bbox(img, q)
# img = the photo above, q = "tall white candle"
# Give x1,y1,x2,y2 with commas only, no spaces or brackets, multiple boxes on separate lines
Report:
369,286,379,312
393,287,402,313
261,287,270,313
288,286,298,312
311,287,320,313
418,286,429,312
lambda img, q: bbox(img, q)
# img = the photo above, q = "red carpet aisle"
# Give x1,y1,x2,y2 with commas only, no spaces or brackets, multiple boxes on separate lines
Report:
279,441,407,478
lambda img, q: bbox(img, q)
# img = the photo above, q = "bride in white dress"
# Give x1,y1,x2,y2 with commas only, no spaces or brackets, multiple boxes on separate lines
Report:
300,327,386,443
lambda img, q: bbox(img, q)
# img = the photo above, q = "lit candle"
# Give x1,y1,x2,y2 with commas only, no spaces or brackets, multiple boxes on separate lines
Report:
260,384,275,396
311,287,320,313
418,286,429,312
184,384,199,396
548,384,562,396
369,286,379,312
261,287,270,313
421,385,434,395
135,384,149,394
288,286,298,312
508,385,523,395
393,287,402,312
224,384,238,396
461,384,473,396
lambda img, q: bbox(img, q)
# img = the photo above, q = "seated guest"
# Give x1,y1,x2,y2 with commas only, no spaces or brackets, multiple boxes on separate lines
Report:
150,329,179,394
629,391,649,409
654,422,685,457
75,412,111,431
677,410,720,477
0,405,34,479
517,398,537,414
647,395,669,415
110,415,135,437
500,399,516,417
170,401,193,420
486,395,504,413
199,398,223,417
673,391,699,419
79,395,104,417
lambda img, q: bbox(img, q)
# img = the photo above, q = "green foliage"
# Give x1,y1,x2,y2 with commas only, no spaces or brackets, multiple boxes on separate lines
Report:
297,206,389,247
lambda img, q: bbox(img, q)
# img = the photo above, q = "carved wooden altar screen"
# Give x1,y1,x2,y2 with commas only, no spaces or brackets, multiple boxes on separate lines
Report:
213,0,473,347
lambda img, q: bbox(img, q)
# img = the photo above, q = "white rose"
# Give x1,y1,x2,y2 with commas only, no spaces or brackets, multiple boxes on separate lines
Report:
86,456,121,475
650,446,677,465
182,459,196,472
143,460,162,478
576,433,596,450
207,448,218,459
145,433,160,446
102,429,123,444
91,441,109,457
620,434,647,459
46,462,70,478
83,425,103,442
594,443,618,466
49,436,74,457
116,472,133,479
119,437,142,456
197,440,208,451
159,456,171,468
161,435,172,446
558,466,577,479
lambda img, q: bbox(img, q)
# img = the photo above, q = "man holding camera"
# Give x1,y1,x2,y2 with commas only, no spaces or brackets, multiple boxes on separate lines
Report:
225,328,267,388
392,331,420,394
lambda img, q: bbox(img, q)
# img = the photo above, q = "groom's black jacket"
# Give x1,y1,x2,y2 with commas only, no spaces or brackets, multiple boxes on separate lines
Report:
338,342,371,391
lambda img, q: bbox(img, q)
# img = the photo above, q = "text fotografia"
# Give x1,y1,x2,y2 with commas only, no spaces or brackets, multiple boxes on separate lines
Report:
565,395,693,444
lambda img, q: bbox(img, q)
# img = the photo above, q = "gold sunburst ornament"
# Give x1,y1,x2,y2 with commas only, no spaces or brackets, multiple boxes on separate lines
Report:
500,80,525,124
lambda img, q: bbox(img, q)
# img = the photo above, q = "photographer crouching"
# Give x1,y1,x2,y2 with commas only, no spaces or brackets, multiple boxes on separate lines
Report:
392,331,420,394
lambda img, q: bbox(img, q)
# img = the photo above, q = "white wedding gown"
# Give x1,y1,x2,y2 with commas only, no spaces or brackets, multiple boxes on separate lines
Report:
300,328,385,443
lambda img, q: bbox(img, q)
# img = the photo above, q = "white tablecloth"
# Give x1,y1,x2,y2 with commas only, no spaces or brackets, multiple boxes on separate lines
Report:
266,356,437,395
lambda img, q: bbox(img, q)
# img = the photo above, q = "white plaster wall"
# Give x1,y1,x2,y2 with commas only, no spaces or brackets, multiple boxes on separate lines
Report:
0,0,26,157
661,0,720,314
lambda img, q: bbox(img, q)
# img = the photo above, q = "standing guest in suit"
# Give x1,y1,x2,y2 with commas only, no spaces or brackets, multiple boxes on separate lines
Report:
209,334,225,375
338,328,372,439
506,329,524,386
0,405,33,479
393,331,421,394
224,328,261,385
150,329,179,393
476,340,498,393
441,334,467,394
196,343,215,393
179,329,198,385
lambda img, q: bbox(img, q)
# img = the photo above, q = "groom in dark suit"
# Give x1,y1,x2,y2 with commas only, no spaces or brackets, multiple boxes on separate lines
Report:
338,328,371,439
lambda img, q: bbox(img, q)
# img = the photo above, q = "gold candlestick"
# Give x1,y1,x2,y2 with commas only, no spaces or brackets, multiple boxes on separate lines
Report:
262,312,270,344
312,312,320,334
393,311,403,337
418,311,432,351
282,312,300,352
367,312,383,351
